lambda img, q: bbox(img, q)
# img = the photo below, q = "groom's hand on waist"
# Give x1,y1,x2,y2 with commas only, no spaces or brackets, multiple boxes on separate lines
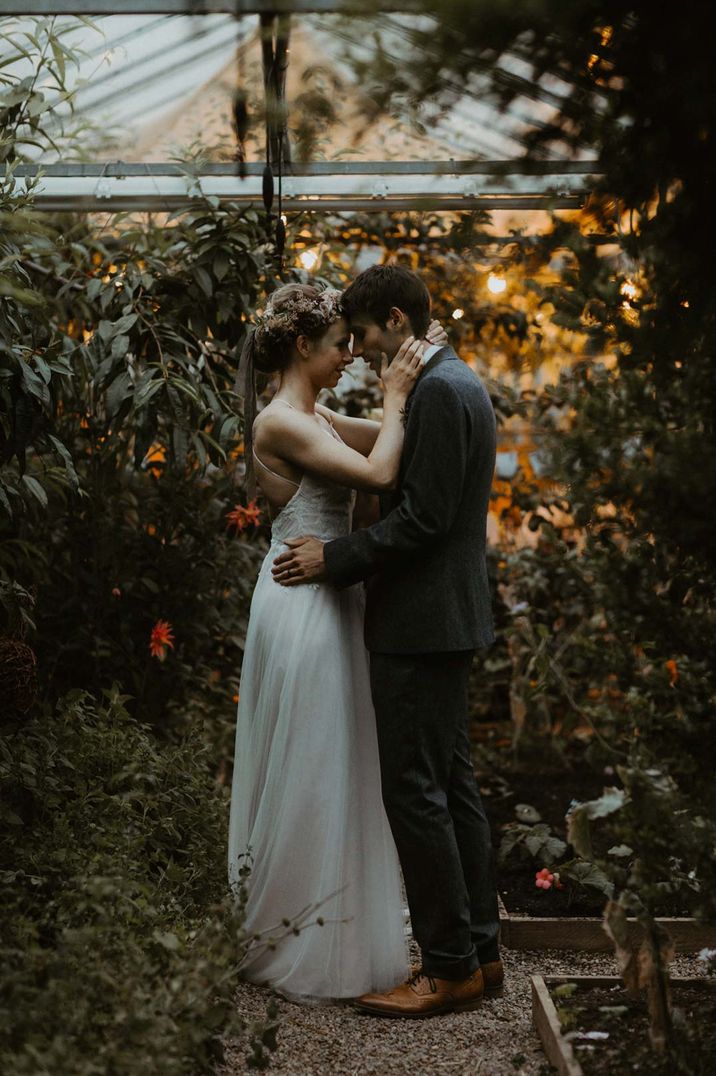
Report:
272,537,327,586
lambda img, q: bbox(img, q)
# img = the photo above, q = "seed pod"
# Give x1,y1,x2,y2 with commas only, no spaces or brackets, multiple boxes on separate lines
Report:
275,215,286,258
262,165,274,213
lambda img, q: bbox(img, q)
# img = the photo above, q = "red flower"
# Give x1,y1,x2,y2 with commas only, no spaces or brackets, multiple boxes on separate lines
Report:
535,867,564,891
665,659,679,686
149,619,175,661
226,499,262,534
535,867,554,890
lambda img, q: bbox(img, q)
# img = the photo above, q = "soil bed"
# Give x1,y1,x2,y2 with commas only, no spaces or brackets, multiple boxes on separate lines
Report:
478,758,688,918
549,978,716,1075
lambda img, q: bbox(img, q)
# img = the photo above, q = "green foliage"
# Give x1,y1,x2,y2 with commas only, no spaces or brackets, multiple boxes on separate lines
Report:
0,686,277,1075
0,193,275,739
1,19,280,740
0,24,286,1071
499,821,567,867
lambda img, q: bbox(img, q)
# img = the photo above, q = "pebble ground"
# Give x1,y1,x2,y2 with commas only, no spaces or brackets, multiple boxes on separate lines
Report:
222,948,702,1075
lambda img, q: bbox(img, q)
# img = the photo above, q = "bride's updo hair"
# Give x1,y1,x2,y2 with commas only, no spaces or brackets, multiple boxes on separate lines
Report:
238,282,344,495
252,283,344,374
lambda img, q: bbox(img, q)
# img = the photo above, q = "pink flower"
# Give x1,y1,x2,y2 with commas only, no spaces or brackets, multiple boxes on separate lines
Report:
535,867,554,890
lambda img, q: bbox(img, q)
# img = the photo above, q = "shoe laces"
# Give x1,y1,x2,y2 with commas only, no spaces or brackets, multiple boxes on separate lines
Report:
407,967,437,994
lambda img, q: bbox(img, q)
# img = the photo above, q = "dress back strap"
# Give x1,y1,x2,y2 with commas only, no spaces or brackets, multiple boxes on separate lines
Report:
252,448,301,488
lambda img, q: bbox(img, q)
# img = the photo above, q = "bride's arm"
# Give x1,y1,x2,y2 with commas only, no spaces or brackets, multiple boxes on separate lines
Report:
314,319,449,456
314,406,381,456
259,338,424,493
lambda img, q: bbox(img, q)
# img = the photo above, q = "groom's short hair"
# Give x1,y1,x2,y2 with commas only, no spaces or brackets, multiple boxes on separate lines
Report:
342,265,431,338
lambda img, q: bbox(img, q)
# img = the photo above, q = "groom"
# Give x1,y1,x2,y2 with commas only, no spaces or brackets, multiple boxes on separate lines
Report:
272,264,502,1017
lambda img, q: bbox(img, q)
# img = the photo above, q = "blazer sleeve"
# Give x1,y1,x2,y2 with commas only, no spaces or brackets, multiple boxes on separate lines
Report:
323,377,468,590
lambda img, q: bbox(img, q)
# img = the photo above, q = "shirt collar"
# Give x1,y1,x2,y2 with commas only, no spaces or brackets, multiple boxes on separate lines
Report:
421,343,442,366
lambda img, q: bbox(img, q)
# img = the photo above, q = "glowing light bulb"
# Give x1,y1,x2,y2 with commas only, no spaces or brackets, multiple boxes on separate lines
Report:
487,273,507,295
280,214,287,225
620,279,638,301
452,308,464,320
299,249,319,271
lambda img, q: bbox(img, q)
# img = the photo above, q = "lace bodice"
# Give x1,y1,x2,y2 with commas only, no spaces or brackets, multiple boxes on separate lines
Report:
270,472,356,545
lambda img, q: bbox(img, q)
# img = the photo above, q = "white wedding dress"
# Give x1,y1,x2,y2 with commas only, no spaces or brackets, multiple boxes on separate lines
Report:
227,424,409,1003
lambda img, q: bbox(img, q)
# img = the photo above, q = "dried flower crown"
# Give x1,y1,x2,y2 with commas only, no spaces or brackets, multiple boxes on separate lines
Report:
255,287,344,337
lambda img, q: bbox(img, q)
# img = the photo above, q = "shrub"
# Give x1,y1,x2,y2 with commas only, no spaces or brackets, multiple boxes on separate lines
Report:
0,685,277,1075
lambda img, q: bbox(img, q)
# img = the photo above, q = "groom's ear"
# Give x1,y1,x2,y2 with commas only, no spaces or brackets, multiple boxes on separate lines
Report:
387,306,408,331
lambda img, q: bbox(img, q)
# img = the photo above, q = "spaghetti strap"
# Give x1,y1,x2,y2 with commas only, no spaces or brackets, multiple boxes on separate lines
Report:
252,448,301,488
272,397,335,431
251,399,340,490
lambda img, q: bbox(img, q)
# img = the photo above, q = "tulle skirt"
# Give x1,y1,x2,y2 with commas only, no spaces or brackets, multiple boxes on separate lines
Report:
228,544,409,1002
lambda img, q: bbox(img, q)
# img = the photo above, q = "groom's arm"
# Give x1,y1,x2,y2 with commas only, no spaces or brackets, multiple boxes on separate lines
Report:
323,378,469,590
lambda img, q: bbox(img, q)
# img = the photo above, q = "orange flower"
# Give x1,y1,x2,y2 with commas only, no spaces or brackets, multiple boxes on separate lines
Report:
665,659,679,686
144,442,166,479
149,619,175,661
226,499,262,534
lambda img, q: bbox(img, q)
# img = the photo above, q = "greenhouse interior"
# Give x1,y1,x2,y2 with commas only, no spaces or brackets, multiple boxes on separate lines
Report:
1,3,715,1075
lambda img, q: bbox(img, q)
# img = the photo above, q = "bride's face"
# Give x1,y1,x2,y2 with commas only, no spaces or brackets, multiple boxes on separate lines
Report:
301,317,353,389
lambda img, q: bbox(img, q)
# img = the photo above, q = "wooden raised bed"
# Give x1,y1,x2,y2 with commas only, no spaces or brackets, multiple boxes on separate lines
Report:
531,974,713,1076
499,895,716,952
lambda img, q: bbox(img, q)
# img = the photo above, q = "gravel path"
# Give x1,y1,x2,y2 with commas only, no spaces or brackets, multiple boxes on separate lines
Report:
222,948,702,1075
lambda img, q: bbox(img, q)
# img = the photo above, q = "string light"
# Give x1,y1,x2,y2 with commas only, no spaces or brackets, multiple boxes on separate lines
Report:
487,273,507,295
620,279,639,301
299,249,319,271
452,308,464,320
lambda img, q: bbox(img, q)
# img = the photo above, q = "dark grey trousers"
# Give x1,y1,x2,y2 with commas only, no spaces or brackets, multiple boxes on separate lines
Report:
369,650,500,980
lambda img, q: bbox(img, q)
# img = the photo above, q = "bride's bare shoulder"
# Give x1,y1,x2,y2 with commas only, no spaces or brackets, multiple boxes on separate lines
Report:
253,402,318,451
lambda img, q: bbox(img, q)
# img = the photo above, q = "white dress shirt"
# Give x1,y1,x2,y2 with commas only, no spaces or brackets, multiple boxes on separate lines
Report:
421,342,443,366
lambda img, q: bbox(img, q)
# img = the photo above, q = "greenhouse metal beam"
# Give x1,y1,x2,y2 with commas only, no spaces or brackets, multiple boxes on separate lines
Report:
14,161,603,213
0,2,377,13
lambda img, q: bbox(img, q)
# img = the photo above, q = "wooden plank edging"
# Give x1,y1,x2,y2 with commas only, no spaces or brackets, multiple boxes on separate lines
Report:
530,975,582,1076
501,901,716,951
497,893,510,947
531,975,715,1075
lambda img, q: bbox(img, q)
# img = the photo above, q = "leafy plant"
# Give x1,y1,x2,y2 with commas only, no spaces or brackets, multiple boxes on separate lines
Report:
0,686,279,1075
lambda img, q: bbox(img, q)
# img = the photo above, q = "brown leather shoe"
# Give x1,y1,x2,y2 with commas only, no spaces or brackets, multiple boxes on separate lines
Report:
355,967,484,1018
481,959,505,998
409,958,505,999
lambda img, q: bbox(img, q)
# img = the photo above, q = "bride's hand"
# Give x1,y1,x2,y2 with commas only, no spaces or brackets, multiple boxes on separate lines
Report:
380,336,424,400
426,318,449,347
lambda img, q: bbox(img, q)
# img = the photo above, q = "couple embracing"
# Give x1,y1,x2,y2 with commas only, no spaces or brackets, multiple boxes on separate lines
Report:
228,265,502,1016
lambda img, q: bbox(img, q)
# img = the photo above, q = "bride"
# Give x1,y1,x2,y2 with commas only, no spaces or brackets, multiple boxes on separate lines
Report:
228,282,446,1003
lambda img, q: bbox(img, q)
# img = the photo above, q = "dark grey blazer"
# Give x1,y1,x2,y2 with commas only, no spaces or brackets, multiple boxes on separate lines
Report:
323,347,497,653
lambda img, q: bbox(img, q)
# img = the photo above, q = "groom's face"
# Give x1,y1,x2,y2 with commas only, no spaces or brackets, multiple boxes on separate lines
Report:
349,309,410,375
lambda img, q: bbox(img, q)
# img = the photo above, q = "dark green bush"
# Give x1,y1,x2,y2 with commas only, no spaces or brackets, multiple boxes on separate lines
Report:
0,685,276,1075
